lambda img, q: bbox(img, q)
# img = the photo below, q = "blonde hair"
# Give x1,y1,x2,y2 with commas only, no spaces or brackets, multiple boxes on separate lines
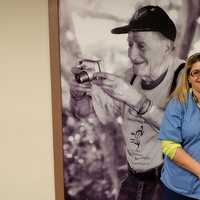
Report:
171,52,200,103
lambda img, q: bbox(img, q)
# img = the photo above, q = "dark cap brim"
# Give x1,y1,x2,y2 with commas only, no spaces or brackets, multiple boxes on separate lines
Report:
111,25,130,34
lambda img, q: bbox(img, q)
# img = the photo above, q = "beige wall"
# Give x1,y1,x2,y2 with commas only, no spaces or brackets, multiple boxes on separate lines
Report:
0,1,55,200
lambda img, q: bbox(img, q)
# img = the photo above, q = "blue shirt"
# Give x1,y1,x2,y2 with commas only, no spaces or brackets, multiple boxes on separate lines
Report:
160,92,200,199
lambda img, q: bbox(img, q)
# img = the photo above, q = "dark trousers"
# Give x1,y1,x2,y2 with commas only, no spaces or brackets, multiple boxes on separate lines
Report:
161,183,197,200
117,165,162,200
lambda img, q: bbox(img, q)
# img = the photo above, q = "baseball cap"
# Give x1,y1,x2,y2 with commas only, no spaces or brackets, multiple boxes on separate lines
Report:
111,5,176,41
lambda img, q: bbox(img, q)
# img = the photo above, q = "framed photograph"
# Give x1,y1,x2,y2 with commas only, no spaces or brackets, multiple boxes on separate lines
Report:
48,0,200,200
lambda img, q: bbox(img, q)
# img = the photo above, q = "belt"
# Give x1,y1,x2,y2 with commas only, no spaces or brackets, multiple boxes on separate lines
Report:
128,164,162,181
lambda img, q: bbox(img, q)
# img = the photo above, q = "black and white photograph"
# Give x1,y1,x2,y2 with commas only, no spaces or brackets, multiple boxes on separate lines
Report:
55,0,200,199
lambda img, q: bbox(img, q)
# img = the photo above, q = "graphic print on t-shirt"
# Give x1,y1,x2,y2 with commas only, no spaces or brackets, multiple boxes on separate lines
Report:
130,125,144,151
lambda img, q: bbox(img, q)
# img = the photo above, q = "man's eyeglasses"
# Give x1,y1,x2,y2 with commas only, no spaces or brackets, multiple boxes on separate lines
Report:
190,69,200,79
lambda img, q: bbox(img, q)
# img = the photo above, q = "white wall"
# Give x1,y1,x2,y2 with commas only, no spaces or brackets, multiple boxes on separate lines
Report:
0,1,55,200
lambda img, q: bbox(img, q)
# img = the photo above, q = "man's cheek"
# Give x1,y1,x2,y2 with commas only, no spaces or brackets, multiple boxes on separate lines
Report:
132,65,140,74
133,63,146,71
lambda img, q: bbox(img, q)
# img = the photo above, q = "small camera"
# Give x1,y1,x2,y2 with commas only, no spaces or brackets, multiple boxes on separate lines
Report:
72,58,102,83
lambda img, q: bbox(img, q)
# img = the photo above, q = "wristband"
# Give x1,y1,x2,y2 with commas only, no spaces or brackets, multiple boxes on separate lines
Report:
137,98,152,115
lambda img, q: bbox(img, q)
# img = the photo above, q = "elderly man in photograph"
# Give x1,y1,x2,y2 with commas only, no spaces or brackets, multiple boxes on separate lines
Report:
70,5,184,200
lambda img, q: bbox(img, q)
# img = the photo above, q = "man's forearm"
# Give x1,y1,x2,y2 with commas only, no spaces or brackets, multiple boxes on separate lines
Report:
142,104,164,129
125,90,164,129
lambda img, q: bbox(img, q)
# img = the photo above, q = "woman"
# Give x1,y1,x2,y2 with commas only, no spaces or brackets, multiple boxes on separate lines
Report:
160,52,200,200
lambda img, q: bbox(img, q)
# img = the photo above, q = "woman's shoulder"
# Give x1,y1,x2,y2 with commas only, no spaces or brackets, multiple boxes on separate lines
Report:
167,96,182,107
166,96,186,115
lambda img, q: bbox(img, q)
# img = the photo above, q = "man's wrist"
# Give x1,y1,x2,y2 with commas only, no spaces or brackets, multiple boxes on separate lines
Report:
70,89,87,101
120,86,152,115
137,97,152,115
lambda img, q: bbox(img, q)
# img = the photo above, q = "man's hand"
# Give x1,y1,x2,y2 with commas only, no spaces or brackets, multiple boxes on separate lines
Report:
69,79,93,118
93,72,143,106
70,58,97,97
70,78,92,98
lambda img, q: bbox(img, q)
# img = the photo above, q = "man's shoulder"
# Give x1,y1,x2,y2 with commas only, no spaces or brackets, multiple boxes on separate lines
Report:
169,58,185,94
173,58,185,71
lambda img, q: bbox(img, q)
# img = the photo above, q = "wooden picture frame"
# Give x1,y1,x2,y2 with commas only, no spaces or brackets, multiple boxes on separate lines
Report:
48,0,65,200
48,1,199,200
